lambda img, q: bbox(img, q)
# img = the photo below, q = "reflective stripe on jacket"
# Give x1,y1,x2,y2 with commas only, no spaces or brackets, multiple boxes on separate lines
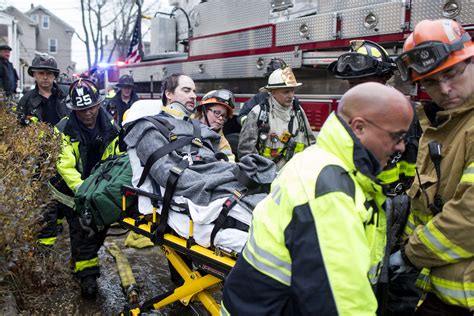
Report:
224,113,386,315
404,97,474,310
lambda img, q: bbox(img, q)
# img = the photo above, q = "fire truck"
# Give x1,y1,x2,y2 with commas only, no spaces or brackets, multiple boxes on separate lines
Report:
119,0,474,135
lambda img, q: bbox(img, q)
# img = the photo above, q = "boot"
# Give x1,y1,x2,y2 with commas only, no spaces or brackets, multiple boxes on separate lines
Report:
80,275,98,299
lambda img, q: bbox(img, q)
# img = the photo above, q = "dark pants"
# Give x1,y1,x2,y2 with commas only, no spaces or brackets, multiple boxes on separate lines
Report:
64,206,108,278
416,293,473,316
37,201,69,246
386,269,422,315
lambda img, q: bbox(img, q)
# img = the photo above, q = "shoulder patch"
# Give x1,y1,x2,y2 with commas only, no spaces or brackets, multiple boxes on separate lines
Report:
315,165,355,200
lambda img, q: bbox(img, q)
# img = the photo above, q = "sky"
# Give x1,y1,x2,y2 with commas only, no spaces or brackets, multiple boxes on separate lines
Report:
8,0,166,71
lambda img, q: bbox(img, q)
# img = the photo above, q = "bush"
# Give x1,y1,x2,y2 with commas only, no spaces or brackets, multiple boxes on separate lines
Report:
0,105,62,307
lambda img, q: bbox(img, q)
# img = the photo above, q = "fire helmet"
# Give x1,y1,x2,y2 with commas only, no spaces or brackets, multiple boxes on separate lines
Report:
396,19,474,82
328,40,395,79
197,89,235,119
28,54,60,77
66,79,104,110
116,74,135,88
265,67,302,89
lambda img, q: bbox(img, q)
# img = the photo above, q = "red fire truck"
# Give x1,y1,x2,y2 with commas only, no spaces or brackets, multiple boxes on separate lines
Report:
118,0,474,134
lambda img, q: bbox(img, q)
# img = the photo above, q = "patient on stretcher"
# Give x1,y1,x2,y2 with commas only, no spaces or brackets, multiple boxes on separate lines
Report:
122,100,277,253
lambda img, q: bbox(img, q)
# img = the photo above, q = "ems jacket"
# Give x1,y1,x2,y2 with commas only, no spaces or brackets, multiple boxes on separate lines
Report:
56,108,121,194
17,83,70,125
107,90,139,126
403,97,474,310
237,96,316,170
223,113,387,315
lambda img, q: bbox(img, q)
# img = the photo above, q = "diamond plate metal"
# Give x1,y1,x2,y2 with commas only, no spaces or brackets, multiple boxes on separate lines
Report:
183,52,303,80
193,0,271,37
411,0,474,28
340,1,406,38
122,62,184,83
190,26,273,56
275,13,337,46
317,0,390,14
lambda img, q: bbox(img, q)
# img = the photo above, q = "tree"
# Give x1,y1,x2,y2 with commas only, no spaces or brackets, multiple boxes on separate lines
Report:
77,0,141,69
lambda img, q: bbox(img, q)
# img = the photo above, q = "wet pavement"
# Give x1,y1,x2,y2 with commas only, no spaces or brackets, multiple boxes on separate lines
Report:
26,225,213,315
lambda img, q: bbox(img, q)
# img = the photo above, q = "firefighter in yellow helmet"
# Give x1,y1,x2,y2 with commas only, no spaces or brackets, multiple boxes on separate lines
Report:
391,19,474,315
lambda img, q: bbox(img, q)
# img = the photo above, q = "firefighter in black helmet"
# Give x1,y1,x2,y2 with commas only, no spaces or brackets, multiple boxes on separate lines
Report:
53,79,121,299
17,53,71,252
106,74,139,126
329,40,422,315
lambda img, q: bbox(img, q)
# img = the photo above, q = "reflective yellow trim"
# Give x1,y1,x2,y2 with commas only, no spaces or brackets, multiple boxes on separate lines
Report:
220,303,230,316
398,161,416,177
417,221,474,263
74,257,99,273
430,274,474,308
295,142,305,153
56,218,64,225
461,164,474,183
415,268,432,292
377,166,399,184
38,237,57,246
404,213,416,236
48,182,75,209
262,142,306,158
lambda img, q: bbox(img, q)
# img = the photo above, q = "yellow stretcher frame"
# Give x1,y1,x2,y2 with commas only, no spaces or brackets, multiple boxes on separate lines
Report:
119,185,237,316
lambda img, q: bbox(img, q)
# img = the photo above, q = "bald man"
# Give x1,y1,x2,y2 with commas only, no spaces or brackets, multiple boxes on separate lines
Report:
222,82,413,315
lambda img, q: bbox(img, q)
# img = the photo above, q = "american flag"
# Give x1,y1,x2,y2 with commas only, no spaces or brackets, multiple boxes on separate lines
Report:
125,5,142,64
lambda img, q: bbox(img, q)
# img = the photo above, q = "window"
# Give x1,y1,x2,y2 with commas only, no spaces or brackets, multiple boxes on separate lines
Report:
31,14,38,23
49,38,57,54
42,15,50,29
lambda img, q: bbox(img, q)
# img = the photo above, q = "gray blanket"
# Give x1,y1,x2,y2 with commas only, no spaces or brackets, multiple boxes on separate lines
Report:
125,114,276,210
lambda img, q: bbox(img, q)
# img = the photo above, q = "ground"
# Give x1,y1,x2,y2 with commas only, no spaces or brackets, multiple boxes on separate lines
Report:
5,224,210,315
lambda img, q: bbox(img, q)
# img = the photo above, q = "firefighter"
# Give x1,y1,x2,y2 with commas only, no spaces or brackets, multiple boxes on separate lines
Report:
329,40,423,314
238,58,287,126
223,82,414,315
55,79,121,299
329,39,422,197
194,89,236,161
237,67,315,170
0,44,18,98
107,74,139,126
390,19,474,315
17,54,70,249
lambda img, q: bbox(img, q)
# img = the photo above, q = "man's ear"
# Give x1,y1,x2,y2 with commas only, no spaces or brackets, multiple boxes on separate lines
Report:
165,90,173,101
350,117,365,137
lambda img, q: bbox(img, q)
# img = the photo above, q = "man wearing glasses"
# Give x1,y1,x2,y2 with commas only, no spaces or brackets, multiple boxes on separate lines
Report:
237,67,315,170
391,19,474,315
223,82,413,315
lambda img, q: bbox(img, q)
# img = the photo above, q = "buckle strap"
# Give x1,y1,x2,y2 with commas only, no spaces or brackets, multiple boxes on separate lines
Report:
210,190,243,246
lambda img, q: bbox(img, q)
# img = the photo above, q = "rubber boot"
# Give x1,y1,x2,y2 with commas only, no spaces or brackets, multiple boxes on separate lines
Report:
80,275,98,299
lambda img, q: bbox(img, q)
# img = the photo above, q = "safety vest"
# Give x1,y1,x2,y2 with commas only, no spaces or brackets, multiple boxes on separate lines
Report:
241,113,386,314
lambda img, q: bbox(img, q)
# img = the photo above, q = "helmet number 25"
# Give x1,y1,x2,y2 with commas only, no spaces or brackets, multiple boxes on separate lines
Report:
75,95,93,107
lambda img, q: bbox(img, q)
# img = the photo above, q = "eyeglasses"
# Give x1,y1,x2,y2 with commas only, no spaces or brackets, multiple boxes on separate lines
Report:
395,32,471,81
363,117,407,144
419,59,470,89
207,108,228,121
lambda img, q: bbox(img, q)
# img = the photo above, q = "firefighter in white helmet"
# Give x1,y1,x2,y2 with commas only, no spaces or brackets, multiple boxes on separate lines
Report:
237,66,315,169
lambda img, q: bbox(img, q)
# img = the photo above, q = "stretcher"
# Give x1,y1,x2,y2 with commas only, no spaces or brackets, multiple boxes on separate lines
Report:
119,184,238,316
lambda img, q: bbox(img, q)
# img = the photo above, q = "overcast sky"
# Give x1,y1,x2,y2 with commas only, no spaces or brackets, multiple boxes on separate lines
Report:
10,0,165,71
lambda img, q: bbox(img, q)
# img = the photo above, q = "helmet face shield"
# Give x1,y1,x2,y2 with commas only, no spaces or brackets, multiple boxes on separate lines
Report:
201,89,235,108
336,53,379,73
397,31,471,81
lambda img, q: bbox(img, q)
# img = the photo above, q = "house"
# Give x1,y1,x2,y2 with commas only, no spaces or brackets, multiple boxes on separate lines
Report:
3,6,36,87
24,5,75,76
0,11,20,88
